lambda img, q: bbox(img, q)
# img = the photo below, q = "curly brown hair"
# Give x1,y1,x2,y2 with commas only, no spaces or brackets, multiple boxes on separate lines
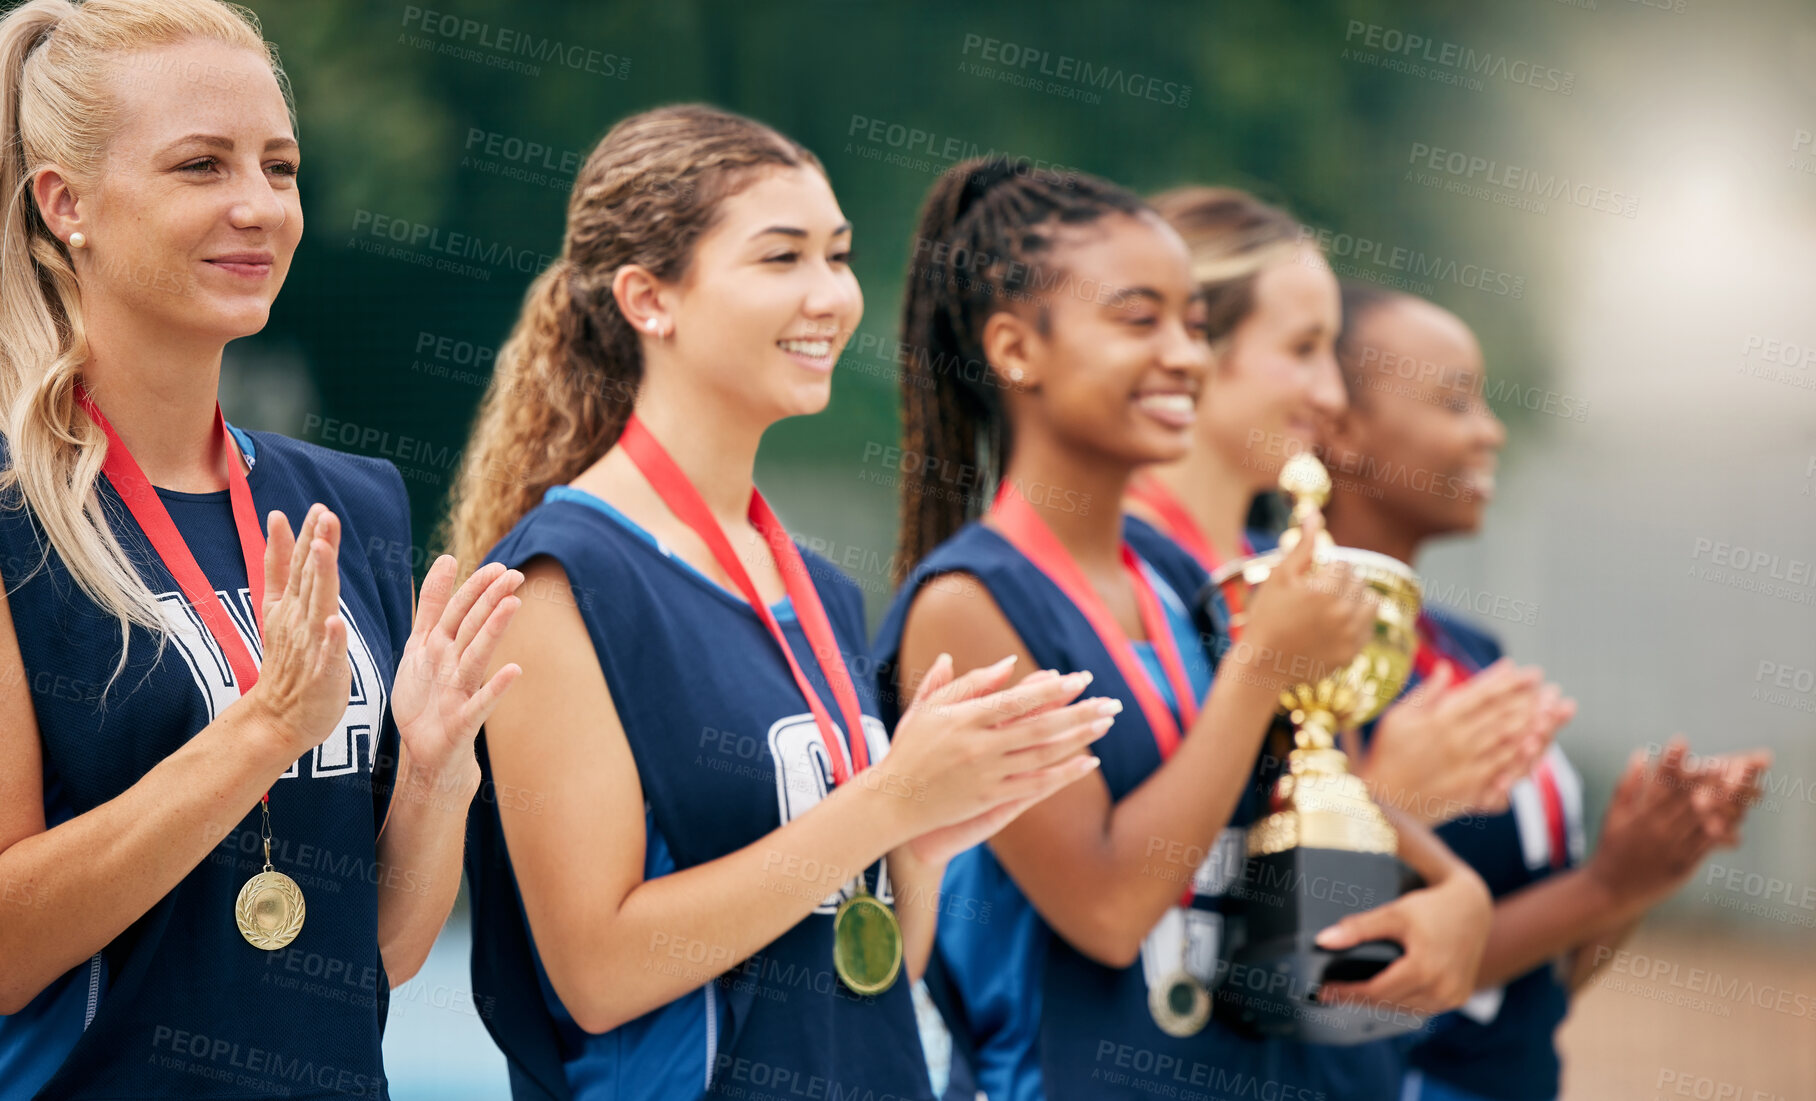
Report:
441,104,824,573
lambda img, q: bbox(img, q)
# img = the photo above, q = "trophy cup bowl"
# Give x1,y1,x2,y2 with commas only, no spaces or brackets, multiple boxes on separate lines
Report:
1202,453,1427,1045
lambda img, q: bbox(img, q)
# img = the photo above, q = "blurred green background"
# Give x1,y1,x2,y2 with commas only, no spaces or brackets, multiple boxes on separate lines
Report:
234,0,1578,569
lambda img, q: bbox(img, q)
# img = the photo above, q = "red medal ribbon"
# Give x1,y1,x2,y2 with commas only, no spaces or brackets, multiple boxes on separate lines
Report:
1413,613,1568,868
619,415,870,785
992,481,1203,907
76,384,269,799
990,481,1198,758
1126,475,1253,628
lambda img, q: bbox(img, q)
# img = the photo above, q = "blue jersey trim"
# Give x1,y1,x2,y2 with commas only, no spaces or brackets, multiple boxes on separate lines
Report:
542,485,796,622
1128,556,1213,722
532,809,723,1099
224,421,256,464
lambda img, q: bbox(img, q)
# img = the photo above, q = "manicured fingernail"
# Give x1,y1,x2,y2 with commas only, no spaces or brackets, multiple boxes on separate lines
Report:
1097,698,1124,717
991,654,1018,671
1083,756,1102,771
1090,717,1114,735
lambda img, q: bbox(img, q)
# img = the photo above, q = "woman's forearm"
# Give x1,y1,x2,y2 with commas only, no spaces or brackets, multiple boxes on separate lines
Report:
0,699,298,1014
1475,870,1646,991
1004,661,1282,968
537,777,922,1034
1568,915,1642,992
1386,805,1468,885
886,843,948,982
373,738,481,986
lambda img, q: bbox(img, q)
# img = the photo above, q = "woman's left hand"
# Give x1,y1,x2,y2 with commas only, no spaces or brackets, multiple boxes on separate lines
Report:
391,557,525,782
1313,860,1493,1016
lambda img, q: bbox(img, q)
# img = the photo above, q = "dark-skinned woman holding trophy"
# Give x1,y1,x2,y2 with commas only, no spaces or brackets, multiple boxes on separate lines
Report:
874,158,1492,1101
1318,282,1771,1101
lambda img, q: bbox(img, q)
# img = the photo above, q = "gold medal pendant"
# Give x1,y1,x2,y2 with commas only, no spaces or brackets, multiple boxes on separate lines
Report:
236,867,306,950
237,798,304,950
1149,969,1211,1037
831,882,903,996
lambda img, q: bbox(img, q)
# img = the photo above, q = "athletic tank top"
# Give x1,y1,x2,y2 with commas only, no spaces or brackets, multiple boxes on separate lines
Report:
0,427,414,1100
467,485,933,1101
873,516,1400,1101
1390,608,1585,1101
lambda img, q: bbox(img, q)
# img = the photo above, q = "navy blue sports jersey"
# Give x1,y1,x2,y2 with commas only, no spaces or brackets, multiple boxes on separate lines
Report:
467,485,933,1101
0,425,414,1100
1386,607,1585,1101
872,516,1400,1101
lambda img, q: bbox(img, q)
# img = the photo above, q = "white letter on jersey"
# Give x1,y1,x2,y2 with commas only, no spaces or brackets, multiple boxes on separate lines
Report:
155,588,386,780
766,712,892,913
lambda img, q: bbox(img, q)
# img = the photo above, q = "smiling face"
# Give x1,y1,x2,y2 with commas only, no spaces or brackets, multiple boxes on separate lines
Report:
37,37,301,343
1326,296,1506,537
997,210,1213,468
658,165,862,422
1197,243,1345,487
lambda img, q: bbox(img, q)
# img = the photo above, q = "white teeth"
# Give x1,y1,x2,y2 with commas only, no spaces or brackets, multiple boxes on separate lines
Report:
1136,393,1195,415
779,339,833,358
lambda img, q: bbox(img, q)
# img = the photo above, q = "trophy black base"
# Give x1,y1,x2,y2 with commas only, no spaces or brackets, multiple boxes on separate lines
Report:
1212,847,1427,1046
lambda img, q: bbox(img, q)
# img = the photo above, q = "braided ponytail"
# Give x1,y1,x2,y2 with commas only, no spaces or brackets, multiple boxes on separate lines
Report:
893,157,1147,581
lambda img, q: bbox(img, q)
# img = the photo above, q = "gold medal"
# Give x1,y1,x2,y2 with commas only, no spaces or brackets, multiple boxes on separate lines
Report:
236,798,304,950
1149,969,1211,1037
832,882,903,996
236,868,305,950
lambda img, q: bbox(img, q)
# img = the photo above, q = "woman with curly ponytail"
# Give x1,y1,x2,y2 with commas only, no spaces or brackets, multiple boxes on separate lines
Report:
456,105,1112,1101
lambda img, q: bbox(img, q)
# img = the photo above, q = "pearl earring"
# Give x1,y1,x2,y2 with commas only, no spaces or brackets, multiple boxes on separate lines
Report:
1008,366,1024,382
645,319,658,333
68,232,86,249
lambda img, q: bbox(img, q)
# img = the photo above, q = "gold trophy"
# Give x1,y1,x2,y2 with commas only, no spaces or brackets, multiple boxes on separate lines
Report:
1204,453,1425,1044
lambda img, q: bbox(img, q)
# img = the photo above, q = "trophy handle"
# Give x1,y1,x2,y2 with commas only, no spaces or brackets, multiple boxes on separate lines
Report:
1317,939,1403,987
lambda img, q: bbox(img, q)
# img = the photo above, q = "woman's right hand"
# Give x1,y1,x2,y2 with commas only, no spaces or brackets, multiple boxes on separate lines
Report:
1361,658,1551,821
874,653,1115,864
239,504,353,758
1587,739,1724,909
1238,513,1375,686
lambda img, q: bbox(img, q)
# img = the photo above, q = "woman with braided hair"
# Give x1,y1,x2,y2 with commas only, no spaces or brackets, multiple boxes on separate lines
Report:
448,105,1120,1101
871,158,1495,1101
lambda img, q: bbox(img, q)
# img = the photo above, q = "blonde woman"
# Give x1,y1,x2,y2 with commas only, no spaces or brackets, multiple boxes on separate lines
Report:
0,2,521,1097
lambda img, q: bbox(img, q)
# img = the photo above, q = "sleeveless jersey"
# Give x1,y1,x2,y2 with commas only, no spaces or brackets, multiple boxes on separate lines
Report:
872,516,1400,1101
0,426,414,1100
1386,608,1585,1101
466,485,932,1101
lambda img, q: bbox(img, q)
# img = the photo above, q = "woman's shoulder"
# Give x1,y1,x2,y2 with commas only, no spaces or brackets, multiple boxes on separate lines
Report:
876,520,1056,654
244,429,406,498
240,429,413,549
903,519,1020,582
